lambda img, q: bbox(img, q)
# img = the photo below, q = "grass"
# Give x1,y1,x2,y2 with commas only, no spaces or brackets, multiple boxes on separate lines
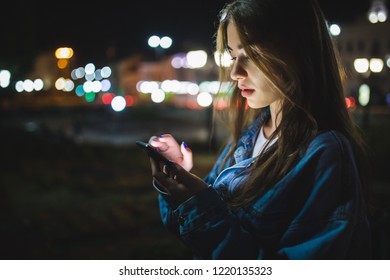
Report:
0,123,218,260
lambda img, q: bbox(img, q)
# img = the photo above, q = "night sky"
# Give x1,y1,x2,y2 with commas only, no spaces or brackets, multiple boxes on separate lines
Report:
0,0,370,73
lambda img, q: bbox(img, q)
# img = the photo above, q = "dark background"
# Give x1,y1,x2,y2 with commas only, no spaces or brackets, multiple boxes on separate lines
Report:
1,0,370,71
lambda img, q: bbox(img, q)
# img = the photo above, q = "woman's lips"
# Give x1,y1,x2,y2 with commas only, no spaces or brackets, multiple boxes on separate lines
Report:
241,89,254,98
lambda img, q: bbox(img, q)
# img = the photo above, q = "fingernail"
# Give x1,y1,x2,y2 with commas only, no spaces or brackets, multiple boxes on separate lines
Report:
182,141,188,149
159,135,164,138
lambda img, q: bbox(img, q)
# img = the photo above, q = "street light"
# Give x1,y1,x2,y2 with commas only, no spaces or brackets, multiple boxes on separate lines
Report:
159,36,173,49
329,24,341,36
368,0,388,23
147,35,172,59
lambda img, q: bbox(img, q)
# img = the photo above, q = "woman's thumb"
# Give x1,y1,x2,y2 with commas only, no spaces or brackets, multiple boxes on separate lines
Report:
180,142,193,171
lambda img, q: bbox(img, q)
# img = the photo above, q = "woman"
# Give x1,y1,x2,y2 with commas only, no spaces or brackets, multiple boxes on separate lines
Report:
146,0,371,259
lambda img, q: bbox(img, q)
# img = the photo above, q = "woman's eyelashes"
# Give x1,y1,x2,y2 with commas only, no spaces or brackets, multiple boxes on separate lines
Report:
230,54,250,64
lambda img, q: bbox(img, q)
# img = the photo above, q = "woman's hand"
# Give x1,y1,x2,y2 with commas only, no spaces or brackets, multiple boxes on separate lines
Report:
149,134,193,171
149,156,208,204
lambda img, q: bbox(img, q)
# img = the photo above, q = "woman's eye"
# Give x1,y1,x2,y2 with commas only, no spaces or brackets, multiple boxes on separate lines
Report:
242,55,250,61
228,53,250,64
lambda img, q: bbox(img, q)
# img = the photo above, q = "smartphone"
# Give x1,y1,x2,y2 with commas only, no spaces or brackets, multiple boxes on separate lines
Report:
136,140,174,166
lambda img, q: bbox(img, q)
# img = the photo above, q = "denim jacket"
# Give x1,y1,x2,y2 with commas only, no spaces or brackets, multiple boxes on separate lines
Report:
156,116,371,259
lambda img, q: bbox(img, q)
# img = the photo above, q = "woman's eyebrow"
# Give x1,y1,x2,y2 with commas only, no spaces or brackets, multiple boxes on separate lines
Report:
225,48,232,57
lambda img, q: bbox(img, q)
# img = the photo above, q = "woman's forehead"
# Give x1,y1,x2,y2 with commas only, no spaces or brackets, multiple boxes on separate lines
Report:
227,22,243,50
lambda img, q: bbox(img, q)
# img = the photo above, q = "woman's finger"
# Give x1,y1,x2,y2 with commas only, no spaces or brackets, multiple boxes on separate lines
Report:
149,134,184,165
180,142,193,171
148,138,169,152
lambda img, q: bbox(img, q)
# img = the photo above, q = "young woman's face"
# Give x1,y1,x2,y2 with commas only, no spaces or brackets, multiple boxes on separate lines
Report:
227,22,281,109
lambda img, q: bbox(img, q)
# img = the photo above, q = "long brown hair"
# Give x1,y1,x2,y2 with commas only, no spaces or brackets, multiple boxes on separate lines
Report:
213,0,367,207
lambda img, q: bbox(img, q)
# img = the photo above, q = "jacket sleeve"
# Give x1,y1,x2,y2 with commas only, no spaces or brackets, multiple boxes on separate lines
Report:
275,133,370,259
159,132,370,259
158,186,260,259
157,140,259,259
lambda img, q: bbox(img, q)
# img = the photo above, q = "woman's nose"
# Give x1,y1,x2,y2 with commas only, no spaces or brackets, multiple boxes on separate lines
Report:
230,60,246,80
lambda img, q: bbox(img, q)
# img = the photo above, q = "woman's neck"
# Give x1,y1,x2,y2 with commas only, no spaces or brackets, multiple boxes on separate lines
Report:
263,101,281,139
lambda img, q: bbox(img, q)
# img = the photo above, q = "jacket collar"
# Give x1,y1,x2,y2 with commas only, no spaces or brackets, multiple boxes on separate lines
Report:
234,108,270,163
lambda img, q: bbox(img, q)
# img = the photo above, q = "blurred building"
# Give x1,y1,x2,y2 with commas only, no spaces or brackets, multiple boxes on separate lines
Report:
335,15,390,106
3,9,390,111
116,51,219,108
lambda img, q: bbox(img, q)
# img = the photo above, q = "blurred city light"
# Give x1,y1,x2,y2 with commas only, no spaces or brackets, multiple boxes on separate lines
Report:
368,0,388,23
22,79,34,92
33,79,44,91
100,79,111,91
214,50,233,67
124,95,135,107
75,85,85,96
345,96,356,109
85,92,96,102
186,50,208,68
170,50,210,69
111,96,126,112
137,80,232,96
102,93,114,105
329,24,341,36
55,78,65,91
148,35,172,49
354,58,370,73
55,47,74,70
15,81,24,92
0,70,11,88
55,77,75,92
161,80,181,93
69,63,113,101
197,92,213,107
55,47,74,59
358,84,371,106
148,35,160,48
151,89,165,103
171,53,188,69
100,66,112,78
4,13,388,113
85,63,96,74
57,59,69,69
369,58,384,72
186,83,200,95
160,36,173,49
14,78,45,93
71,67,86,80
138,81,159,93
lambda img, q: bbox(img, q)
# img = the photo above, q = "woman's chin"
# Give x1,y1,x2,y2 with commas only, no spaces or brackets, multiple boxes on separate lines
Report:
246,100,268,109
